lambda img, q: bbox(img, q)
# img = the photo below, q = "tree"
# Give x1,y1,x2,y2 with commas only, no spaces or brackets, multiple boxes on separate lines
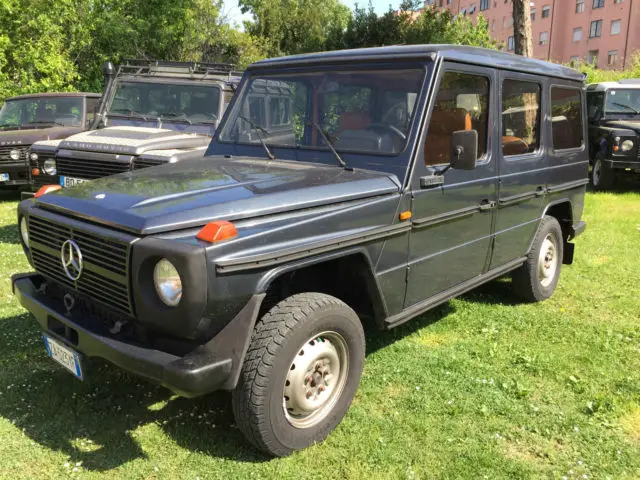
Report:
512,0,532,57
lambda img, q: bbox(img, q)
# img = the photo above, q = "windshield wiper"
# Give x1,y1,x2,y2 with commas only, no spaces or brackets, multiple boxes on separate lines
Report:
611,102,640,114
159,113,192,125
26,120,65,127
108,109,151,122
238,116,275,160
306,122,348,169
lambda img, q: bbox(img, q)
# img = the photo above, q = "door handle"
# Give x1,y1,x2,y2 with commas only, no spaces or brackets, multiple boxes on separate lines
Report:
479,199,496,211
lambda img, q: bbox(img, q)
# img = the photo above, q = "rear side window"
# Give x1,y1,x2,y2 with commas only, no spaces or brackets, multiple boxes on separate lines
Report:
551,87,584,150
424,71,490,166
502,80,541,156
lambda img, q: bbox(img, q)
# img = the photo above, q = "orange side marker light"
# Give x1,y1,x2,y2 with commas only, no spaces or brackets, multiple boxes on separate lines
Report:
197,221,238,243
399,211,412,221
31,168,40,176
34,184,62,198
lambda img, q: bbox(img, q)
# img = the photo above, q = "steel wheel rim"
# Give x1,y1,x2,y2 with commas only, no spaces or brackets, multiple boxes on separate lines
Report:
283,331,349,429
593,159,601,186
537,233,558,288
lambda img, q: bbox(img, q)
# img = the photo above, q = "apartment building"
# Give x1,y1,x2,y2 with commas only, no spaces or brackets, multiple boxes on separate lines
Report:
426,0,640,69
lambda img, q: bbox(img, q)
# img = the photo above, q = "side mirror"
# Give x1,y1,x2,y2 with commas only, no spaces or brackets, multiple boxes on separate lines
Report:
450,130,478,171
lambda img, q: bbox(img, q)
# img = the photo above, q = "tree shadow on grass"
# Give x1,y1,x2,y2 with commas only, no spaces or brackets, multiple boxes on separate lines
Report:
0,188,23,204
0,223,20,244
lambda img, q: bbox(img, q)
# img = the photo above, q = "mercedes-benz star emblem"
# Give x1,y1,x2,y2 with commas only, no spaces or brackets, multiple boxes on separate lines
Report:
61,240,83,281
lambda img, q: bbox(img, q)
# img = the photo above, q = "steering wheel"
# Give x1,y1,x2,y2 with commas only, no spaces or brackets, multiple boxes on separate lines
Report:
382,101,408,125
369,123,407,141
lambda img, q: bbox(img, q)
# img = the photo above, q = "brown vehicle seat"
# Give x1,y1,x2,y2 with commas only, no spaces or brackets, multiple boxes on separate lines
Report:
424,108,472,165
338,111,372,132
501,135,529,155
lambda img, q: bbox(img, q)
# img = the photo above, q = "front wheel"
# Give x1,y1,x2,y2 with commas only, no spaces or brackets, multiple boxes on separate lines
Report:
592,153,614,190
232,292,365,456
512,216,564,302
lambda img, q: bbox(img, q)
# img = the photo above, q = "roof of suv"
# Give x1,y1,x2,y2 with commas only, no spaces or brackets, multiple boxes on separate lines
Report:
7,92,100,101
587,79,640,91
250,44,585,82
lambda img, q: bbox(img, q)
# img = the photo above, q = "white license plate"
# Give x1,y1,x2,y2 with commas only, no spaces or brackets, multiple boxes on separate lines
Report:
0,173,9,182
43,335,83,380
60,176,87,188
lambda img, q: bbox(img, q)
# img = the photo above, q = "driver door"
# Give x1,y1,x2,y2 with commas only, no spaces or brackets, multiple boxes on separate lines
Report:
405,63,498,307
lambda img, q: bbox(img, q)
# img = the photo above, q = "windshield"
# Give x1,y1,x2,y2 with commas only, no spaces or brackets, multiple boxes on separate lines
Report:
0,97,83,129
107,81,222,125
218,67,425,157
605,89,640,114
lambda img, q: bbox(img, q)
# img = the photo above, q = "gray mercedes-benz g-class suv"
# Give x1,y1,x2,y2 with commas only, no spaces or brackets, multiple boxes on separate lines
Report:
30,60,240,190
13,45,588,456
0,92,100,189
586,79,640,189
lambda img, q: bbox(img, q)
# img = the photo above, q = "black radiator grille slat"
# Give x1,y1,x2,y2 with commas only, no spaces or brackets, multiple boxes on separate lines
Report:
57,156,131,179
28,215,133,315
0,145,28,163
134,158,163,170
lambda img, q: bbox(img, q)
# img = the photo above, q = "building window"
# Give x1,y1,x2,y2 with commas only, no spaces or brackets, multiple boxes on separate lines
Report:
587,49,599,65
608,50,618,65
590,20,603,38
540,31,549,44
508,36,515,51
501,80,541,156
611,19,621,35
576,0,585,12
542,5,551,18
424,72,490,165
531,9,536,21
551,87,584,150
509,16,514,26
593,0,605,7
570,55,580,64
480,0,490,11
614,0,623,3
503,16,506,28
573,28,582,42
491,19,495,31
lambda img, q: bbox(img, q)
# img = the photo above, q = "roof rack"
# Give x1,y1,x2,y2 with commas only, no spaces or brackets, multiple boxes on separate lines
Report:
618,78,640,85
118,59,242,79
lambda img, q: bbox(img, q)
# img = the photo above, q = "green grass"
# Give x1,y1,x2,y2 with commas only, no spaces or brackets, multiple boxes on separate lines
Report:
0,185,639,479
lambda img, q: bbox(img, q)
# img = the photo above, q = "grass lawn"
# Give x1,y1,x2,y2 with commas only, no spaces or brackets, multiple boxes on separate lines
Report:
0,185,639,479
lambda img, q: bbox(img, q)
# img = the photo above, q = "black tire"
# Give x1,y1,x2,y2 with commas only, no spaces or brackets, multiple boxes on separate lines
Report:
512,215,564,303
232,292,365,457
591,152,614,190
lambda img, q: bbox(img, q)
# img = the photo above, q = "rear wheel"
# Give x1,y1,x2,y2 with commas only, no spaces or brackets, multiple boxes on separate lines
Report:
512,216,564,302
592,153,614,190
232,292,365,457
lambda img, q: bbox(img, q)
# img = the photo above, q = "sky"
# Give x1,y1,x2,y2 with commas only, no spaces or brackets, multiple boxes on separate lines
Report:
225,0,394,28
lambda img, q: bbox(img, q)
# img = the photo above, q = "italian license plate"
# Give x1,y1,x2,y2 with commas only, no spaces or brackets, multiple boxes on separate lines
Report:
60,176,87,188
43,335,83,380
0,173,9,182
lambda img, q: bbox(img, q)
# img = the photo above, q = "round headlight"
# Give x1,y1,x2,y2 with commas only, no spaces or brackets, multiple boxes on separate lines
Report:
10,149,20,161
20,217,29,247
154,259,182,307
30,152,39,162
621,140,634,152
43,158,57,175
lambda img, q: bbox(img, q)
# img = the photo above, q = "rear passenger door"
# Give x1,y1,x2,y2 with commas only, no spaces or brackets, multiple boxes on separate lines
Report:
405,64,497,307
490,73,546,269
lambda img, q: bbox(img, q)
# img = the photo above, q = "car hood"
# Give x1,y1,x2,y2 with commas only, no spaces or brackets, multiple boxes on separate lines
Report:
0,126,85,146
603,119,640,133
34,156,400,235
59,126,211,155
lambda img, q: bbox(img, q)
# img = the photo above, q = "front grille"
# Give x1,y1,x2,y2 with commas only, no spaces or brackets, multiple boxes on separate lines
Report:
28,214,133,315
133,158,163,170
0,145,28,163
57,156,131,179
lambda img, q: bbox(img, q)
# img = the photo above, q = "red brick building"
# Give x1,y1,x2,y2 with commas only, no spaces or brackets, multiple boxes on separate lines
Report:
424,0,640,69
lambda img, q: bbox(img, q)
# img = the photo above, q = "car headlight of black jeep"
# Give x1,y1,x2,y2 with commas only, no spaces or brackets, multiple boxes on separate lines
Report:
43,159,57,175
154,258,183,306
10,149,20,161
621,139,634,152
19,217,29,247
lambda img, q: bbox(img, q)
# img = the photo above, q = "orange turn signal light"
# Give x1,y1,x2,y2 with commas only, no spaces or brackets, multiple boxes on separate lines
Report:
196,221,238,243
31,168,40,176
399,211,412,221
34,184,62,198
613,145,620,152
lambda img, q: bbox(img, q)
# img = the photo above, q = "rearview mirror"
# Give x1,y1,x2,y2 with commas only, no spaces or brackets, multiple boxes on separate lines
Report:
450,130,478,171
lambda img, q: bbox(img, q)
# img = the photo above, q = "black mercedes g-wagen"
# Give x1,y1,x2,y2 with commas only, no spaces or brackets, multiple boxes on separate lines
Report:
13,45,588,456
0,93,100,189
587,79,640,189
30,60,240,190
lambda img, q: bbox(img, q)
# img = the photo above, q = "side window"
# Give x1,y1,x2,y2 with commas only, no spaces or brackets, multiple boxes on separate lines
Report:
502,80,541,156
424,71,489,166
269,97,291,127
551,87,584,150
85,98,100,127
587,92,604,121
248,96,266,128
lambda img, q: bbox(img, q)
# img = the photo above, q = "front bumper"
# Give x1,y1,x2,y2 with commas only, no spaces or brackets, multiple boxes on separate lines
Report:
12,273,263,397
605,158,640,171
0,162,30,186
